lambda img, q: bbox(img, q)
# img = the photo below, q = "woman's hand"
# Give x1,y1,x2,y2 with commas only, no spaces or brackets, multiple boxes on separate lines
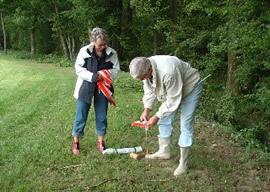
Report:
97,74,103,81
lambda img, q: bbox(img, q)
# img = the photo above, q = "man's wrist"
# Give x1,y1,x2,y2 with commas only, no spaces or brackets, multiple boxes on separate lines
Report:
144,108,152,113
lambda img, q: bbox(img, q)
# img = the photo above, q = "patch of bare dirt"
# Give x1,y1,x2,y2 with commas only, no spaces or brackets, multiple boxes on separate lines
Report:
195,120,270,192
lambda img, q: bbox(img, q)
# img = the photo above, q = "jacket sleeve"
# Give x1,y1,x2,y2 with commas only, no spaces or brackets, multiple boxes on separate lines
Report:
143,81,157,110
75,47,97,82
108,52,120,81
155,72,183,119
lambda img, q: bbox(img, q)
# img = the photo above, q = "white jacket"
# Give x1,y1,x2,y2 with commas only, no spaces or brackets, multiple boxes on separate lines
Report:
143,55,200,119
73,43,120,103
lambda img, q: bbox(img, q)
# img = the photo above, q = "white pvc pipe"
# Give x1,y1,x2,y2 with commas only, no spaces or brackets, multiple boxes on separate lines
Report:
102,146,143,155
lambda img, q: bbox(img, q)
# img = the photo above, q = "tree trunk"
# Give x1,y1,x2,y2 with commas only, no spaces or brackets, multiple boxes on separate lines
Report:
227,0,239,95
112,0,122,57
0,12,7,54
72,37,75,60
67,36,71,59
60,34,69,58
153,28,157,55
172,0,178,24
67,36,75,60
88,27,91,43
227,52,239,94
30,29,35,57
53,3,69,58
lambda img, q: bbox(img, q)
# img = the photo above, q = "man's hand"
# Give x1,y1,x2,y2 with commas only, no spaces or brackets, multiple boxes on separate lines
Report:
140,108,151,122
146,115,159,130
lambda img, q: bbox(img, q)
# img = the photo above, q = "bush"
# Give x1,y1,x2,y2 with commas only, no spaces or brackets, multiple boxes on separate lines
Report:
198,80,269,152
6,50,33,59
231,125,269,152
120,60,130,72
36,54,73,67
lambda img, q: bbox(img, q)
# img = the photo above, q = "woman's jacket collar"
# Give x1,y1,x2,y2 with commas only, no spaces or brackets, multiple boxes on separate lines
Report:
87,42,115,57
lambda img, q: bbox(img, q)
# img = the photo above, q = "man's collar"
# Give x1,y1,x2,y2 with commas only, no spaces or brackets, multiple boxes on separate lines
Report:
148,57,156,88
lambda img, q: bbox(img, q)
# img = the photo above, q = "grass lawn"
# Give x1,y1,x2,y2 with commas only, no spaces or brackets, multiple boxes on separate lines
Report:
0,54,269,191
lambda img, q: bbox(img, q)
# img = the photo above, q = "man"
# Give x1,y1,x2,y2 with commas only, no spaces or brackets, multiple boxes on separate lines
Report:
129,56,203,177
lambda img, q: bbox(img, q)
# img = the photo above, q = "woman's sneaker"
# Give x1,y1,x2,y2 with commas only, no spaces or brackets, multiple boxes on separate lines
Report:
97,141,106,153
72,141,80,154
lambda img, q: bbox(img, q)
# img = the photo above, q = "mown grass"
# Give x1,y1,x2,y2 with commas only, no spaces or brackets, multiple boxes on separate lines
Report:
0,54,269,192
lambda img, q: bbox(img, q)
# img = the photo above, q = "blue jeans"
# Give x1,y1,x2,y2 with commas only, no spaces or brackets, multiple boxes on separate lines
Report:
72,91,108,137
157,82,203,147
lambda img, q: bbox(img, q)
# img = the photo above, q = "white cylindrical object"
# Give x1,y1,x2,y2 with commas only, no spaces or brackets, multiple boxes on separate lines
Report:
103,146,143,155
102,148,117,155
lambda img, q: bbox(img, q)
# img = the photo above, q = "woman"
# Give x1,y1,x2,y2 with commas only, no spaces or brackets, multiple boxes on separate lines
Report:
72,28,120,154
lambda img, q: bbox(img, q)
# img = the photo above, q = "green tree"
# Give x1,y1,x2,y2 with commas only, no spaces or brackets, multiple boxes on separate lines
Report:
130,0,173,56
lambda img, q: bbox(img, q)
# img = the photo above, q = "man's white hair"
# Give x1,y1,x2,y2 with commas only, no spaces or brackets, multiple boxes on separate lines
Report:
129,57,151,79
